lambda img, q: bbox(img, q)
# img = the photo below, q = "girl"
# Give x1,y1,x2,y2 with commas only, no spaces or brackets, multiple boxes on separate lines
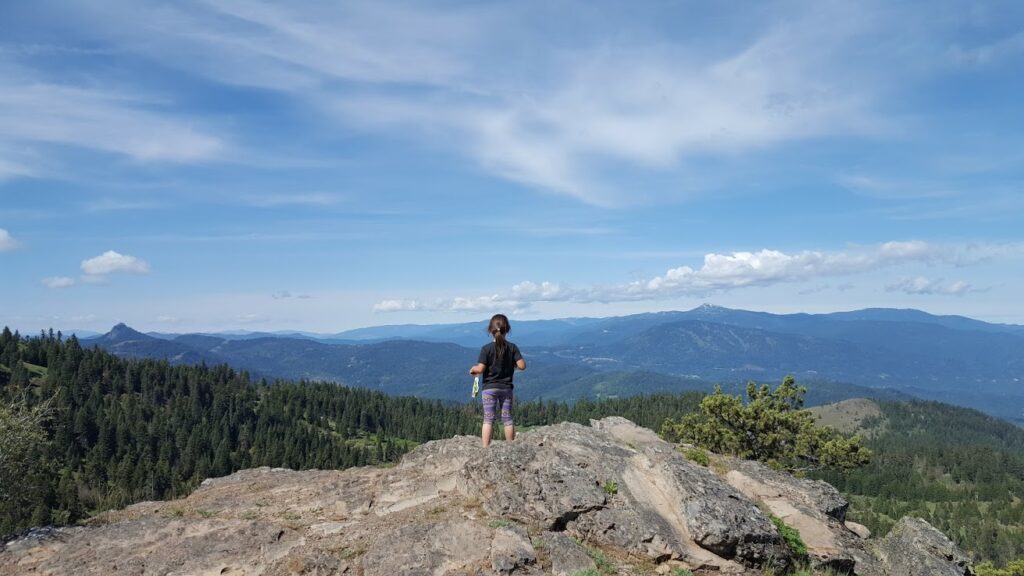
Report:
469,314,526,447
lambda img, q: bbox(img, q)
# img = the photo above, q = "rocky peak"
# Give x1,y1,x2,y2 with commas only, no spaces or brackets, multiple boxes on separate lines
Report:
102,322,147,343
1,417,974,575
692,303,729,315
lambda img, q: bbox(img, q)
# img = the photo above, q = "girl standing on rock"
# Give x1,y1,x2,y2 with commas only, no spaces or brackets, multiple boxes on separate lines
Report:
469,314,526,447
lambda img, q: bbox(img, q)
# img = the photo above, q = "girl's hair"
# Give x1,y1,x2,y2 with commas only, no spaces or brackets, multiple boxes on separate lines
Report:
488,314,511,361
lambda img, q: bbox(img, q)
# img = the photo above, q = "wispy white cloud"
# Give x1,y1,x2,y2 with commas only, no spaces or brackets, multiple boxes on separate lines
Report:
42,276,76,289
374,240,1021,312
885,276,980,296
0,59,224,173
333,28,885,205
41,0,901,205
837,174,955,200
340,1,920,205
947,31,1024,67
81,250,151,276
879,190,1024,222
798,284,832,296
83,198,164,212
374,295,525,315
0,157,37,181
235,313,271,324
0,228,19,251
373,299,426,313
247,193,344,208
271,290,312,300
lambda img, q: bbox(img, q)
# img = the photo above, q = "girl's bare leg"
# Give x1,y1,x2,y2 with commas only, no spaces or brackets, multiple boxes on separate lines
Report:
504,424,515,442
481,423,493,447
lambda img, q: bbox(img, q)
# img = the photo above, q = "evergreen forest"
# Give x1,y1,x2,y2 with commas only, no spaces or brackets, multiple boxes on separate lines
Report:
0,328,698,536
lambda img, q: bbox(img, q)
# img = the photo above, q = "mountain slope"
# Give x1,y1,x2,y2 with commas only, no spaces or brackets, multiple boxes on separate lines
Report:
80,304,1024,423
83,323,911,407
90,323,220,365
813,399,1024,565
333,304,1024,345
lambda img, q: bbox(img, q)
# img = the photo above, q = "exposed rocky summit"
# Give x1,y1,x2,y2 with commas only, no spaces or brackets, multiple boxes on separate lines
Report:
1,417,973,575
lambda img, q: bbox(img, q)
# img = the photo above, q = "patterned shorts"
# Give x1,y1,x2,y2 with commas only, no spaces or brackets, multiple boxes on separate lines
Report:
481,389,514,426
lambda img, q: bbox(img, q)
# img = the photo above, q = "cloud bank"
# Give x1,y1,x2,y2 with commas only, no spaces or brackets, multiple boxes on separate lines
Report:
374,241,1015,312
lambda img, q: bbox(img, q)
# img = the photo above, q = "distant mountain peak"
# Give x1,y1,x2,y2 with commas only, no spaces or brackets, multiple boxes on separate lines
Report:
692,303,729,313
104,323,148,342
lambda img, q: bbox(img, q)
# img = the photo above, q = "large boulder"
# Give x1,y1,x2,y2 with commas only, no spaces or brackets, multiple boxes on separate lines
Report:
873,517,975,576
455,420,789,571
721,457,884,574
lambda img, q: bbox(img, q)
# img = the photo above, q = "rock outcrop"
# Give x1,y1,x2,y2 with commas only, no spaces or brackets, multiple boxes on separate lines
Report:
872,517,975,576
1,417,973,576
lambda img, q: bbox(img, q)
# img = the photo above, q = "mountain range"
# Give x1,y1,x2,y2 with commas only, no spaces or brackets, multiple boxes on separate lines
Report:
81,305,1024,424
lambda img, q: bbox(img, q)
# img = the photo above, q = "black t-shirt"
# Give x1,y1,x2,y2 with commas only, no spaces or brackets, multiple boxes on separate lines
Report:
477,341,523,390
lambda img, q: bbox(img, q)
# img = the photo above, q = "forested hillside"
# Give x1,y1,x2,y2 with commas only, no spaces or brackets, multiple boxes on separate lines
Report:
0,328,700,537
814,400,1024,565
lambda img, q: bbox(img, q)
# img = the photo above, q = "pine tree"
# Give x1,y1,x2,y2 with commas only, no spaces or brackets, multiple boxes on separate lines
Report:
661,376,871,472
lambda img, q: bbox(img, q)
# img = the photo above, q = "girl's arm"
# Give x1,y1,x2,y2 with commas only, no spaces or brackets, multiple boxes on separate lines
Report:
469,363,486,375
516,359,527,371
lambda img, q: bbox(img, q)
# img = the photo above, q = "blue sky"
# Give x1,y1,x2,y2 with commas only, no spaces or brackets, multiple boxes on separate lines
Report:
2,0,1023,333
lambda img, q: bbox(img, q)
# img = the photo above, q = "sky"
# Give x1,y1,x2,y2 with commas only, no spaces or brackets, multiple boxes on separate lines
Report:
1,0,1023,334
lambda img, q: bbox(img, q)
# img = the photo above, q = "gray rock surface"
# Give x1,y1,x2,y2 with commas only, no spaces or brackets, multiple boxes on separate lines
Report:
490,526,540,575
721,456,891,575
362,520,490,576
727,458,850,521
846,520,871,540
0,418,975,576
454,421,787,571
539,531,595,576
873,517,975,576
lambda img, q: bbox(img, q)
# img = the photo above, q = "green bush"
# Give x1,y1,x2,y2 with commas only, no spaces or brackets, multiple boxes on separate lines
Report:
681,446,710,466
0,399,54,534
583,546,616,575
769,514,808,559
661,376,871,472
976,559,1024,576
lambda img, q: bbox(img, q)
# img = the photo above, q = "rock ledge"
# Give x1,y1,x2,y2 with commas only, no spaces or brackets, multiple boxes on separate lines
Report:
1,417,973,576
